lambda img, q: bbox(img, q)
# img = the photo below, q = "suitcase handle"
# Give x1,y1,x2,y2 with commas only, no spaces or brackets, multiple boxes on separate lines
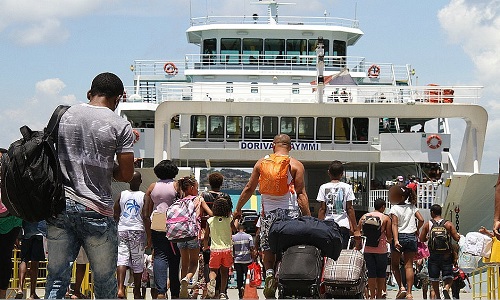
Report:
348,236,366,253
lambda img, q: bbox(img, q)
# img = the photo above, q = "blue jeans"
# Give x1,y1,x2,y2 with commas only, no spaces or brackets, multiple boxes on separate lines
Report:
45,199,118,299
151,230,181,297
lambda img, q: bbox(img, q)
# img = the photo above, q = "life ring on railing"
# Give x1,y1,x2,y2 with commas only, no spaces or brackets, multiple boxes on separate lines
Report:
164,62,178,75
132,129,140,143
367,64,381,78
427,134,442,149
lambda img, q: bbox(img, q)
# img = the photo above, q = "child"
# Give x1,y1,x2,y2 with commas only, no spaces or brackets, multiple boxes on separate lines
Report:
175,176,212,299
317,160,358,249
389,185,424,299
204,197,236,299
113,171,147,299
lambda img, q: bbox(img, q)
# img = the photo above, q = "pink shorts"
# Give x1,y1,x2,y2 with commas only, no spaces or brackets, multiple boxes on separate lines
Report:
209,249,233,269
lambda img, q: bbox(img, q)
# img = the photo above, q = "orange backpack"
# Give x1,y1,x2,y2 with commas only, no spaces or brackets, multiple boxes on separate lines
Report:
259,154,290,196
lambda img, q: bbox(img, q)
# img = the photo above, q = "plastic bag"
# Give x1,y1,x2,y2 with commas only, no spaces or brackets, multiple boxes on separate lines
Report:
248,261,262,287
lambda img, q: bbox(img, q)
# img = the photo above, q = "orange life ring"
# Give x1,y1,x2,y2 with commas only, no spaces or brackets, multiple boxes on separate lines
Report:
367,64,380,78
132,129,140,143
164,62,178,75
427,134,442,149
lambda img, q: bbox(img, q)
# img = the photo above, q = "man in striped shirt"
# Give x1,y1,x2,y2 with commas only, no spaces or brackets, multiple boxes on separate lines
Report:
232,223,255,299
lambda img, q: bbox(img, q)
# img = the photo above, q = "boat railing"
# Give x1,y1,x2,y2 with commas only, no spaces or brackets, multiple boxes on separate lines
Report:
369,182,440,211
130,83,482,104
189,15,359,28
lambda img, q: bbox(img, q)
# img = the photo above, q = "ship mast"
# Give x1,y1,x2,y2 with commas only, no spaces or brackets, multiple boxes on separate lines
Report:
251,0,294,24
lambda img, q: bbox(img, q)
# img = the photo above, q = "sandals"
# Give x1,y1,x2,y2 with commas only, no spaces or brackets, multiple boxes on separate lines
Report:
395,288,407,299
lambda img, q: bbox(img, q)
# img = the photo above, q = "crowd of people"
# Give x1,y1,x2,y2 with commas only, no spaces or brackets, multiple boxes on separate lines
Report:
0,72,499,300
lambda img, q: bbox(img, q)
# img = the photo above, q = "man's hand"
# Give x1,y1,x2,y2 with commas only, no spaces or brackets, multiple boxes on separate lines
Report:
233,209,242,220
494,220,500,239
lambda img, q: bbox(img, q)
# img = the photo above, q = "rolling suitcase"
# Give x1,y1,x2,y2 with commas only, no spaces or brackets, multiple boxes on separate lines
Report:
321,237,367,299
277,245,323,298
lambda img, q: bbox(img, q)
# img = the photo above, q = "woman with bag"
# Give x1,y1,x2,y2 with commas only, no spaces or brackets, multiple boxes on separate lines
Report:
144,160,181,299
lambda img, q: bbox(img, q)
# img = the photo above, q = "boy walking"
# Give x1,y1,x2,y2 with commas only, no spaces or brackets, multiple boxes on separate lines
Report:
317,160,358,249
420,204,461,299
232,223,255,299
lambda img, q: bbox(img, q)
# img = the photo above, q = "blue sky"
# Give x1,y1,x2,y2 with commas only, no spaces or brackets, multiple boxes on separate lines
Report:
0,0,498,173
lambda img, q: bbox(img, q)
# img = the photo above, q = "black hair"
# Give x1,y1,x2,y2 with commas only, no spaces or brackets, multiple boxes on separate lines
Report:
0,148,7,154
177,176,197,193
328,160,344,179
212,196,232,217
374,198,386,210
208,172,224,190
153,160,179,180
89,72,124,99
430,204,442,216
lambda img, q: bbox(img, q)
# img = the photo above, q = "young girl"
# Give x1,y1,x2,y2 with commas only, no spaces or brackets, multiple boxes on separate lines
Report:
389,185,424,299
176,176,212,299
203,196,235,299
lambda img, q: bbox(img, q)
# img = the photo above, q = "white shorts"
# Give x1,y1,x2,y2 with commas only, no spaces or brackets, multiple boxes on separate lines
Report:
117,230,146,273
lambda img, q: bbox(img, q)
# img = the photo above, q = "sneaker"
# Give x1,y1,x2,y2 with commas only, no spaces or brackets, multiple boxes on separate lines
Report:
219,293,227,299
207,278,216,298
180,277,189,299
263,274,276,299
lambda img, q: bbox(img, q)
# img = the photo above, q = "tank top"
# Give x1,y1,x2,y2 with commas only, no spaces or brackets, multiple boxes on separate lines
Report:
118,190,145,232
364,211,388,254
261,169,294,212
150,179,177,210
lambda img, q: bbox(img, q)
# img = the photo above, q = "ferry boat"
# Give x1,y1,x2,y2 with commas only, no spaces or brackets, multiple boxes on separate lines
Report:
117,0,491,229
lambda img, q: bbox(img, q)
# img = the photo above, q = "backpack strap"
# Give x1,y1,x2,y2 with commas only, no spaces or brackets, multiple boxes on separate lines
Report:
45,105,70,140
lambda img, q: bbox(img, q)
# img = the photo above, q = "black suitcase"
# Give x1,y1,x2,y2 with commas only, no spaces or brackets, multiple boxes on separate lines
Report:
277,245,323,298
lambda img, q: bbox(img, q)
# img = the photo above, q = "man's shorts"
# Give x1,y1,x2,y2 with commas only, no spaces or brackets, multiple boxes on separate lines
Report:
20,235,45,262
364,252,387,278
260,208,300,251
428,253,453,282
117,230,146,273
209,249,233,269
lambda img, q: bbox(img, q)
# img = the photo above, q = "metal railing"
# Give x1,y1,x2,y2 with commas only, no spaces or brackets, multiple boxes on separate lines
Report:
368,182,439,211
472,263,500,299
189,15,359,28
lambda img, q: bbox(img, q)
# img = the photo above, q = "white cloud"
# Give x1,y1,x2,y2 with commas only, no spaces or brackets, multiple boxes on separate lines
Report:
439,0,500,173
0,78,79,148
12,19,69,46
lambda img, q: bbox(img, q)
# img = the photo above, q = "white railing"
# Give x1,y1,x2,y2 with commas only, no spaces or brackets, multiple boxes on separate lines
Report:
369,182,440,211
189,15,359,28
369,189,390,210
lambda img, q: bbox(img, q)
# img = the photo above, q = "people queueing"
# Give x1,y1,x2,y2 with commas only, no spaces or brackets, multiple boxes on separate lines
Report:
114,171,147,299
420,204,461,299
45,72,135,299
389,185,424,299
317,160,359,249
235,134,311,299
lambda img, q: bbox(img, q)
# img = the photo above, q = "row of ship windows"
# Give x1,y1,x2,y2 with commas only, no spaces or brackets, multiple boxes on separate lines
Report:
190,115,369,143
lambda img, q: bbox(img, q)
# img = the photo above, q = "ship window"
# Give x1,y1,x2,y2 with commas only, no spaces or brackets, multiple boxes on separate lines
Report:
203,38,217,65
262,116,278,140
292,83,300,94
298,117,314,141
332,40,346,68
280,117,296,140
250,82,259,94
334,117,350,144
316,117,333,142
221,38,241,64
264,39,285,64
352,118,369,144
190,115,207,140
243,38,263,65
208,116,225,141
286,39,307,64
226,116,243,141
244,116,261,140
308,39,330,65
226,82,233,93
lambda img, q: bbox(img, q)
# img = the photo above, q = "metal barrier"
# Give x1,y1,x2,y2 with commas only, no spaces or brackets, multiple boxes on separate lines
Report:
472,263,500,299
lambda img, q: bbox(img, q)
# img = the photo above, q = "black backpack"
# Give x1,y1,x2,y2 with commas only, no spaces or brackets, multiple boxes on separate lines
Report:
0,105,69,222
428,219,451,253
362,215,382,247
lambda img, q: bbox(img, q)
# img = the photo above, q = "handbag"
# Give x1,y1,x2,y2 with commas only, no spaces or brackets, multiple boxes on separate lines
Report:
414,240,430,261
248,261,262,287
151,211,166,232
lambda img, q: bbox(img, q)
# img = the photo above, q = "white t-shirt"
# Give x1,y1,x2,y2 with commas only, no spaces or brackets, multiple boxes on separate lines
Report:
118,190,146,231
390,204,419,234
316,181,355,228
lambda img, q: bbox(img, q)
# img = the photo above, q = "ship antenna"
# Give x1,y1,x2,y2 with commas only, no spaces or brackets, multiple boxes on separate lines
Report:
251,1,294,24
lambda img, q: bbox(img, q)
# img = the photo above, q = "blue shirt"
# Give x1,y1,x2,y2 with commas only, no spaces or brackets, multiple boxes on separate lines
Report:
232,231,254,264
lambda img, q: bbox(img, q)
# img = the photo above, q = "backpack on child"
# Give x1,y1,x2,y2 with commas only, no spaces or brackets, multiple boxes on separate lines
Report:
0,105,69,222
165,195,199,242
428,219,451,253
259,154,290,196
362,215,382,247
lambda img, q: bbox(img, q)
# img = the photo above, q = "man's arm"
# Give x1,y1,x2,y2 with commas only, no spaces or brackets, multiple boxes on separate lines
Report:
113,193,121,222
318,202,326,220
113,152,134,182
291,159,311,216
235,160,261,215
346,201,357,234
446,221,461,242
495,171,500,238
